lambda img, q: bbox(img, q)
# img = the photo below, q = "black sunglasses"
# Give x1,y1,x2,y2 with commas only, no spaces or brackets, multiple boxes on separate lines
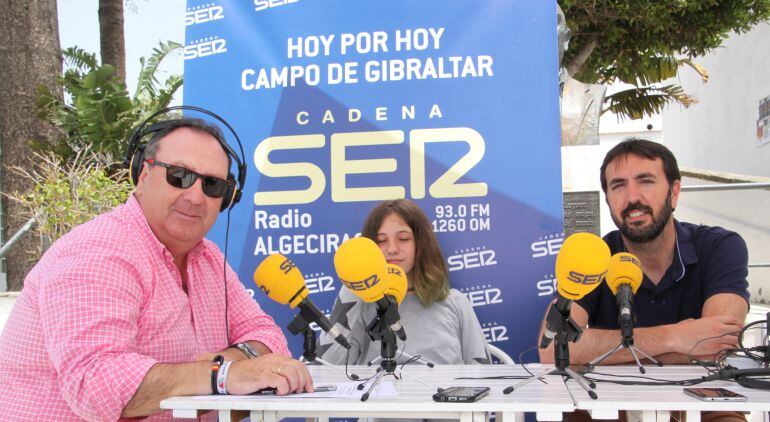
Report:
145,158,231,199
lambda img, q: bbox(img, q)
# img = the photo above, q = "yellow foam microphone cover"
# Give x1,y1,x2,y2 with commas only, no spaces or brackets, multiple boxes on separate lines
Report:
385,263,408,305
606,252,643,295
555,232,611,300
334,237,388,302
253,253,308,308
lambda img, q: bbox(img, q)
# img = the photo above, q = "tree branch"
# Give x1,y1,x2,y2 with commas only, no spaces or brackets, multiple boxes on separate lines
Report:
566,35,598,77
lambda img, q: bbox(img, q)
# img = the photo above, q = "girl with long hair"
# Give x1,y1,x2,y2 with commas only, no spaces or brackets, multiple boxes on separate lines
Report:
320,199,488,365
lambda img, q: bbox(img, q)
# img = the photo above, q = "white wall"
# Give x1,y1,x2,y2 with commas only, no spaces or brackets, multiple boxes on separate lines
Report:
658,23,770,301
662,23,770,178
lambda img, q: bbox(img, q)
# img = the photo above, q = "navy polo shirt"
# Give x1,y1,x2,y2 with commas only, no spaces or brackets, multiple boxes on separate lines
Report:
577,220,750,329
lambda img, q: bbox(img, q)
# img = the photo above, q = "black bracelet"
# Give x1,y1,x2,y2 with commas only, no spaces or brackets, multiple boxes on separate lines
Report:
211,355,224,395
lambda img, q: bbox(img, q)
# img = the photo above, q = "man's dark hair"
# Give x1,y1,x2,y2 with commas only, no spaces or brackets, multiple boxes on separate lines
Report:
600,138,681,192
142,117,230,167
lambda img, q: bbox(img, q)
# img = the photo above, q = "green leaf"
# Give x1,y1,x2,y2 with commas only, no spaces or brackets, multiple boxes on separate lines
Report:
134,41,183,103
62,47,98,71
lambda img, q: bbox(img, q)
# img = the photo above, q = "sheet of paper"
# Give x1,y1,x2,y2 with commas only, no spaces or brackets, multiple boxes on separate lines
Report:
331,381,398,398
224,382,398,400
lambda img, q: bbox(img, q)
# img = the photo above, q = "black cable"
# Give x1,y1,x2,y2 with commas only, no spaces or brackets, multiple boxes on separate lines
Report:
400,353,422,371
581,370,709,386
733,375,770,390
397,337,408,366
686,329,742,364
579,320,770,390
343,342,366,381
223,206,232,344
454,375,535,380
684,321,770,391
738,321,769,362
704,325,769,372
698,325,770,374
517,345,547,384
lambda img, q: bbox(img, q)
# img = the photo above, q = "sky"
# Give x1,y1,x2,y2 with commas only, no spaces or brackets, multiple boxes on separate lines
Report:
54,1,651,130
57,0,186,100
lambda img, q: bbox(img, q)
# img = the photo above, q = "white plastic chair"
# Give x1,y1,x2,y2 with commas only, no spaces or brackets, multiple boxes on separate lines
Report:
485,343,515,364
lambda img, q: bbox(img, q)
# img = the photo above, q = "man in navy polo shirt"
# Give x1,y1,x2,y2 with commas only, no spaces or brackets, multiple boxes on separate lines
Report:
540,138,750,366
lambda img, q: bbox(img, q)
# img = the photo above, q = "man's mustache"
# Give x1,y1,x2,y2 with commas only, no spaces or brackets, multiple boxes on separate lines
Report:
622,202,653,218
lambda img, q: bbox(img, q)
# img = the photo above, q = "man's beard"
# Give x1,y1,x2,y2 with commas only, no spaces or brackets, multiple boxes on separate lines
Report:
612,187,674,243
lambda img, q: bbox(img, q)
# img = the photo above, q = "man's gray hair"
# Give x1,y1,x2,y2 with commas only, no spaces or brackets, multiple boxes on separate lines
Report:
142,117,229,168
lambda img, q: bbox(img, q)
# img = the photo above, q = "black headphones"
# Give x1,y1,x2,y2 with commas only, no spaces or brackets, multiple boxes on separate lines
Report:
124,106,247,212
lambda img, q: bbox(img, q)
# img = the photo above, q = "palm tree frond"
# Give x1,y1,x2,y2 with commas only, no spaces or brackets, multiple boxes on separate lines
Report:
614,55,679,86
603,84,697,120
134,41,183,102
62,47,98,71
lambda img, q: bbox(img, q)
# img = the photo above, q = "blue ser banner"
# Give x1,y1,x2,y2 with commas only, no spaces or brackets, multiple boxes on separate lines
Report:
184,0,564,362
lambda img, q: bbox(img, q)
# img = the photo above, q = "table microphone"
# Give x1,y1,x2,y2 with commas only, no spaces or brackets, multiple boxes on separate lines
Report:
606,253,643,331
385,263,408,305
381,263,408,339
334,237,406,340
254,253,351,349
539,232,611,348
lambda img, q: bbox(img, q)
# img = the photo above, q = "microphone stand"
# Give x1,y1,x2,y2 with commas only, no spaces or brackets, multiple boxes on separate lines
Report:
503,301,598,399
586,315,662,373
367,352,435,368
365,295,435,368
288,310,356,379
356,309,440,401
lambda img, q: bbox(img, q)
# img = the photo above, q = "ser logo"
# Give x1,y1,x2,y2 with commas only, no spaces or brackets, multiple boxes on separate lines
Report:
279,257,296,274
462,285,503,307
481,322,508,343
254,0,299,12
536,275,557,297
619,254,641,266
447,248,497,272
252,128,487,206
387,266,403,277
566,271,606,286
185,4,224,26
530,235,563,258
305,274,335,294
184,36,227,60
341,274,380,291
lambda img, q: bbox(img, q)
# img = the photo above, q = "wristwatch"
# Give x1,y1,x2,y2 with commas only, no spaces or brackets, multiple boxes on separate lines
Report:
232,342,260,359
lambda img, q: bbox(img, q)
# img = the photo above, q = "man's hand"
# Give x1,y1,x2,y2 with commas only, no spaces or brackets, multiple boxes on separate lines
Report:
668,314,742,356
226,354,313,395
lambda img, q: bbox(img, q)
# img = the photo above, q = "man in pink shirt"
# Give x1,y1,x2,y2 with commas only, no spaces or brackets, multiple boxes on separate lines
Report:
0,118,313,421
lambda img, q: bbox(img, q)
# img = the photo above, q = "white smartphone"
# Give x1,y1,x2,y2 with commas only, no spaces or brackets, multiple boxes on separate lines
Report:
683,387,747,401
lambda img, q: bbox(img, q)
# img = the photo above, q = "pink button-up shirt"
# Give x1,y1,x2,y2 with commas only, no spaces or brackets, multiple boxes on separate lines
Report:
0,196,288,421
